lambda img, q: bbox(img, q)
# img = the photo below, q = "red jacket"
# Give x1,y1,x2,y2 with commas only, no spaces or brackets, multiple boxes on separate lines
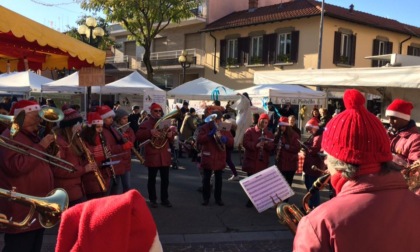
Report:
52,135,87,202
294,172,420,252
136,116,173,167
275,130,300,172
389,121,420,165
102,125,129,175
242,126,275,174
302,130,325,177
197,122,234,170
0,129,54,233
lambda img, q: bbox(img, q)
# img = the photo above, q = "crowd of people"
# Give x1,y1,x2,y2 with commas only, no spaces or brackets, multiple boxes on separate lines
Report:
0,90,419,251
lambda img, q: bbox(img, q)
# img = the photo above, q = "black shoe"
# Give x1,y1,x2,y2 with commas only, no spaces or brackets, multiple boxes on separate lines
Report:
216,200,224,206
150,201,158,208
202,200,209,206
246,201,253,208
161,200,172,208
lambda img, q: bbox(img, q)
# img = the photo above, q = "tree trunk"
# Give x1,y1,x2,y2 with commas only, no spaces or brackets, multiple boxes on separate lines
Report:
142,47,154,82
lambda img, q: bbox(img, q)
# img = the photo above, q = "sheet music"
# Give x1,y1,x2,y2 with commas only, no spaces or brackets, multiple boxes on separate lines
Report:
240,165,295,213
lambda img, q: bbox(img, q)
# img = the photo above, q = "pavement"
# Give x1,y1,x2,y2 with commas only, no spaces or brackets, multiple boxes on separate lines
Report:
0,150,330,251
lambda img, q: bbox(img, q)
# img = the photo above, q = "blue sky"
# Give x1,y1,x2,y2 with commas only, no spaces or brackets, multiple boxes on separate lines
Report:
1,0,419,31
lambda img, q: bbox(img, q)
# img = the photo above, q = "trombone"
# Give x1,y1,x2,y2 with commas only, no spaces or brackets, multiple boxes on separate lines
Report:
0,187,69,229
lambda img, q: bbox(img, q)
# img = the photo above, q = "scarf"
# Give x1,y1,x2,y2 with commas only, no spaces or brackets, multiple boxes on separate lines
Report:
331,163,381,193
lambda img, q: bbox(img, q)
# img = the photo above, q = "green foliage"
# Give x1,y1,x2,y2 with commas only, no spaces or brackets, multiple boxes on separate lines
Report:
250,56,262,65
79,0,201,81
226,57,238,66
276,54,290,63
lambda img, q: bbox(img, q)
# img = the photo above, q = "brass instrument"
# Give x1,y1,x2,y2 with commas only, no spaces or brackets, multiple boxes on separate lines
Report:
98,132,117,182
149,109,180,149
204,113,225,151
402,163,420,192
276,173,331,234
258,128,265,161
0,110,25,137
76,133,107,192
0,187,68,229
39,106,64,155
114,125,145,164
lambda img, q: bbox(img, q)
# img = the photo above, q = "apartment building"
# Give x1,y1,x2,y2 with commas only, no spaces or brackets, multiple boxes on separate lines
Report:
107,0,420,90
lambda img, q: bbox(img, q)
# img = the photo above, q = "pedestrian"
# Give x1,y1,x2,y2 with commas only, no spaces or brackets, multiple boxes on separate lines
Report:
294,89,420,252
197,111,234,206
180,108,197,156
385,98,420,194
242,113,275,207
136,103,174,208
0,100,55,252
80,112,112,199
222,113,239,181
128,105,141,133
53,107,95,207
318,107,331,128
274,116,300,188
300,117,326,208
267,101,279,134
288,114,301,138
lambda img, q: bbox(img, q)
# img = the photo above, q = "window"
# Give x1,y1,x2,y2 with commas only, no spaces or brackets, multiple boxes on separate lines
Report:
372,39,393,67
408,46,420,57
250,36,263,64
333,31,356,66
277,33,292,63
226,39,238,65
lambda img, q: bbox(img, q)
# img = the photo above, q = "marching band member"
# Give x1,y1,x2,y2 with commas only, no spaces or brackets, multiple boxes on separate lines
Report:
301,117,325,209
294,89,420,252
136,103,174,208
385,99,420,194
0,100,55,252
197,111,234,206
274,116,300,188
53,107,95,207
80,112,111,199
242,113,274,208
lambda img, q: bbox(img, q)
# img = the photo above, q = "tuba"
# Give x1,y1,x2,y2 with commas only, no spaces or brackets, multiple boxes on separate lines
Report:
0,187,69,229
149,109,180,149
276,173,330,234
204,113,225,151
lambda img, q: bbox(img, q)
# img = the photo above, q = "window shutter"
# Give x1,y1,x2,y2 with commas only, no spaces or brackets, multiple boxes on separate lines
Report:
268,33,277,64
386,41,393,54
291,31,300,63
333,31,341,64
408,46,414,55
349,34,357,66
220,39,226,67
238,37,250,65
372,39,380,67
262,34,270,64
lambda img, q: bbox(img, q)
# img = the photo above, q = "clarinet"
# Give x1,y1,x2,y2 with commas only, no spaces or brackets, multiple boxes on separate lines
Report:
98,132,117,183
276,131,283,160
258,128,264,161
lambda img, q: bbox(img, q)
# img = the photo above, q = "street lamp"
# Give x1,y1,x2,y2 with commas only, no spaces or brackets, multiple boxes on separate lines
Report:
178,50,193,84
78,17,104,110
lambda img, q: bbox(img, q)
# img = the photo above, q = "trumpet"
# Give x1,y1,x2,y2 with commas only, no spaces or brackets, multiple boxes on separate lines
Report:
0,187,68,229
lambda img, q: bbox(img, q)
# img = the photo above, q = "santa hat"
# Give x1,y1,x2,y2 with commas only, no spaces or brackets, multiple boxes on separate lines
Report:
87,112,103,127
385,99,413,121
96,105,115,119
278,116,289,126
259,113,269,121
305,118,319,129
10,100,40,116
60,108,83,129
322,89,392,165
149,103,162,111
56,190,162,252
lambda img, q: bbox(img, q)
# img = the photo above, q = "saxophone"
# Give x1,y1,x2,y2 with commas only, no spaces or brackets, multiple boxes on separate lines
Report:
258,128,265,161
98,133,117,182
77,133,107,192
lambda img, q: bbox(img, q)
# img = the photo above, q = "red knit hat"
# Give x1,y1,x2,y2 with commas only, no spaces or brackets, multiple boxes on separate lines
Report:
259,113,269,121
60,108,83,129
278,116,289,126
149,103,162,111
56,190,162,252
322,89,392,165
9,100,40,116
87,112,103,127
305,118,319,129
385,99,413,121
96,105,115,119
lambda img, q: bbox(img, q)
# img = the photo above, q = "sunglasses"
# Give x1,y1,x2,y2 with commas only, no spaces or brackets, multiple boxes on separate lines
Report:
153,110,162,112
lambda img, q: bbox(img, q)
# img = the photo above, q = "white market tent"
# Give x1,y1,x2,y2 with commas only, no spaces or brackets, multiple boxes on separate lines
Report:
92,71,164,94
0,71,52,93
167,77,238,101
41,71,85,93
